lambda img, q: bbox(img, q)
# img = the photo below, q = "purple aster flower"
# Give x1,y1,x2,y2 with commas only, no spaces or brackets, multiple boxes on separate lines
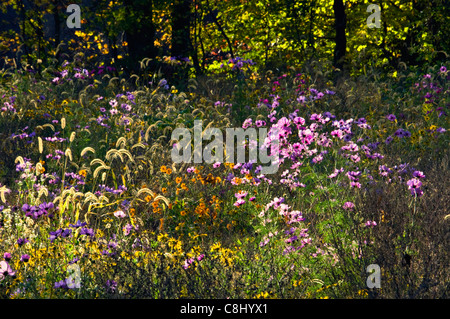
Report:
17,238,29,246
61,228,72,238
123,224,133,236
105,280,117,293
54,279,68,289
20,254,30,263
412,170,425,178
259,238,270,247
386,114,396,121
69,220,87,228
343,134,353,142
385,135,393,144
80,227,94,237
394,128,410,138
3,252,11,261
49,229,62,242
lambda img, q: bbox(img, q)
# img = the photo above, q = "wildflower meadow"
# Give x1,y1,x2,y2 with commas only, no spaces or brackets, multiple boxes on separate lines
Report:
0,0,448,303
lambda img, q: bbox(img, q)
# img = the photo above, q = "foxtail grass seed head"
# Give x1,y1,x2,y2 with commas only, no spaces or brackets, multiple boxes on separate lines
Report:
0,185,10,203
116,137,127,148
81,147,96,157
35,162,43,175
65,148,73,162
15,156,25,166
70,132,76,142
61,117,66,129
38,137,43,153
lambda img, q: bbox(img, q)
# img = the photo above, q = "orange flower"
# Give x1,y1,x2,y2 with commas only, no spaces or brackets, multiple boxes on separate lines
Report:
166,168,172,175
175,177,182,183
161,187,167,193
180,210,187,216
160,166,167,173
77,169,87,177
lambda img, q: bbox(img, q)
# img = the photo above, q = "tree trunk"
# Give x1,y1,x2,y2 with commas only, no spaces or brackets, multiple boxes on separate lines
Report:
333,0,346,70
170,0,199,83
123,0,156,72
52,0,61,52
171,0,193,59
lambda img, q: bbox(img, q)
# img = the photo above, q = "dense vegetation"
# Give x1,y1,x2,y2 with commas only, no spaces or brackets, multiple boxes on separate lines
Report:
0,0,448,299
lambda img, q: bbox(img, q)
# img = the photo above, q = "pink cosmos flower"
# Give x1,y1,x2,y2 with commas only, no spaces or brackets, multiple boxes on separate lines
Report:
187,166,196,173
234,199,246,207
407,178,423,197
412,171,425,179
0,261,15,280
343,202,355,211
234,190,248,199
365,220,377,227
114,210,126,218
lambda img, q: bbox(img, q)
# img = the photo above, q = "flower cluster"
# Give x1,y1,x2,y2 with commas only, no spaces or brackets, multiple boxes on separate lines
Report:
22,202,55,220
1,95,17,113
223,56,255,72
182,254,205,270
406,176,424,197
